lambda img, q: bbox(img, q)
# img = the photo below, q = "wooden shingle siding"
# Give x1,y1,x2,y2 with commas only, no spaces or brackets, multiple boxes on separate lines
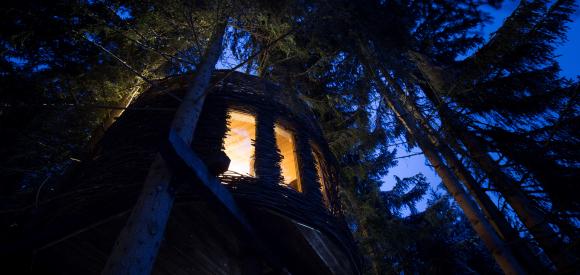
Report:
5,71,361,274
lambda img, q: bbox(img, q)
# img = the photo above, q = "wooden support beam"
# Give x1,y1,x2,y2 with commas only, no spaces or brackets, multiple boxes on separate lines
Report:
102,20,227,275
163,130,253,233
162,129,284,271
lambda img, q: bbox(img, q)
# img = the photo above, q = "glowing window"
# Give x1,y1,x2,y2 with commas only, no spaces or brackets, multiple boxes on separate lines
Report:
224,111,256,176
313,149,330,207
275,124,301,191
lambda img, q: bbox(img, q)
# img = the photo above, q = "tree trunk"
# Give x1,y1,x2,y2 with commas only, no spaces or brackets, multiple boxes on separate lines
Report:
102,20,227,275
380,73,548,273
443,104,575,272
359,223,383,275
359,48,525,274
410,51,577,272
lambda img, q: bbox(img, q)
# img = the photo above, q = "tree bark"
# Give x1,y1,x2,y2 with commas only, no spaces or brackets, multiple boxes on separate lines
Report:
359,222,383,275
410,51,577,272
380,73,548,273
358,45,525,275
102,20,227,275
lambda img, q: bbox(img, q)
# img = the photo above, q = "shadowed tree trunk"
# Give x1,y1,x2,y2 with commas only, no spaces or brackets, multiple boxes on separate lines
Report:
101,20,227,275
409,51,577,272
359,223,383,275
382,73,548,274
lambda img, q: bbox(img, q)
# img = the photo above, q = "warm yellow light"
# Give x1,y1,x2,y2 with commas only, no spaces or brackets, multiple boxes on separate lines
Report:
275,124,301,191
313,149,329,207
224,111,256,176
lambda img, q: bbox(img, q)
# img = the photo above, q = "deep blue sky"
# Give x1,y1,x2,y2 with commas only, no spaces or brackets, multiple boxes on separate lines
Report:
381,0,580,213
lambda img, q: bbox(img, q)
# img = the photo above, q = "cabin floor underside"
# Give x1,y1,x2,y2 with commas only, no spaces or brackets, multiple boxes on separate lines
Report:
12,196,355,275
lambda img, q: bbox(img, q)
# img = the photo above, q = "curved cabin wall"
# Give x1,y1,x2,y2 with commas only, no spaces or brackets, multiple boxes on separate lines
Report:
185,71,341,213
12,71,360,275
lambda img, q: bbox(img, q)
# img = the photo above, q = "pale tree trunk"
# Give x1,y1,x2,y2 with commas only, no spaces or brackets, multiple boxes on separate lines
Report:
380,73,547,273
359,223,383,275
410,51,577,272
102,20,227,275
358,46,525,274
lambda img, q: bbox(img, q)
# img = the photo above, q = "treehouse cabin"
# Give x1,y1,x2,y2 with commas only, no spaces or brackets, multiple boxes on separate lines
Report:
4,71,361,274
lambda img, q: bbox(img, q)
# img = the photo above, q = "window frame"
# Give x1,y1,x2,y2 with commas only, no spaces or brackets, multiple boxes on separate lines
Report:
274,122,302,192
223,109,257,177
311,144,330,207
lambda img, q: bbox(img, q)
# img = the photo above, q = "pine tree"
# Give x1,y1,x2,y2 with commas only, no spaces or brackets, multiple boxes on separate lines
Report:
406,0,579,271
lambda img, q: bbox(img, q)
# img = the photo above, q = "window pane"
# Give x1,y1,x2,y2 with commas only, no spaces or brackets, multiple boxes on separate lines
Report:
275,124,301,191
313,149,330,207
224,111,256,176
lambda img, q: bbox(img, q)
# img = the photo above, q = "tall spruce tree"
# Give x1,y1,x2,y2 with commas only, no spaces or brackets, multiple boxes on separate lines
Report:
405,0,579,271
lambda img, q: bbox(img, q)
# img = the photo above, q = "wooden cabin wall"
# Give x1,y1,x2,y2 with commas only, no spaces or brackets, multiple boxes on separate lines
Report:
3,71,361,274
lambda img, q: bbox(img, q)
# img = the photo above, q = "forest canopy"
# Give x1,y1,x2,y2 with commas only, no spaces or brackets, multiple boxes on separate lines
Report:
1,0,578,274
